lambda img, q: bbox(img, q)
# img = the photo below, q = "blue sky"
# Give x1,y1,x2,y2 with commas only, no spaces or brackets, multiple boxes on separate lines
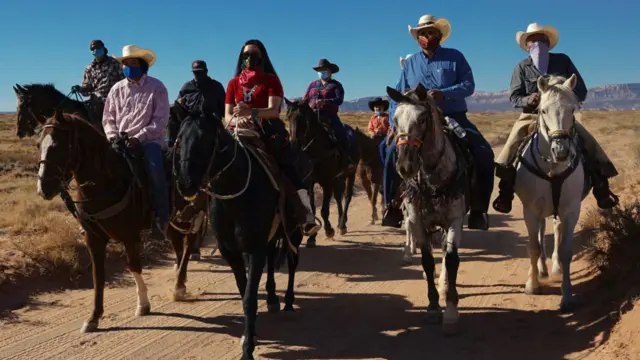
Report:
1,0,639,111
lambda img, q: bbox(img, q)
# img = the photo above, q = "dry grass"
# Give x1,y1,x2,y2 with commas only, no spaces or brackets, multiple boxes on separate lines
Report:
0,110,639,290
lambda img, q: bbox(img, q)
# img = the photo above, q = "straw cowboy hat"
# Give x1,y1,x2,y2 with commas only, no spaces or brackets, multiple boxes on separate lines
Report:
115,44,156,67
399,53,413,69
516,23,559,51
313,58,339,73
408,15,451,44
368,97,390,112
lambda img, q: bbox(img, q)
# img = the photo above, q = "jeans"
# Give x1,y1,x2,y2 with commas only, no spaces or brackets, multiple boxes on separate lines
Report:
143,142,170,227
381,112,495,213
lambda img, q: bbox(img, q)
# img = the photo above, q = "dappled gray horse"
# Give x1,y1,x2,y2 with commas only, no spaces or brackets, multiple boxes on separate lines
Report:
387,84,471,335
514,74,591,312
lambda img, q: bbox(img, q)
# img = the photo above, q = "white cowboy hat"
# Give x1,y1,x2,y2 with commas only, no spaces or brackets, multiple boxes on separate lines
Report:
408,15,451,44
115,44,156,67
399,53,413,69
516,23,559,51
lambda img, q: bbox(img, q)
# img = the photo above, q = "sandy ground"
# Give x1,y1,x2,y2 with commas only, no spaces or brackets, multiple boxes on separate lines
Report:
0,183,631,360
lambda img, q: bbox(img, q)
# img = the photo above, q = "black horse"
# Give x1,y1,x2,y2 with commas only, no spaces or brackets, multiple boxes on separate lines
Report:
175,114,304,360
284,98,358,247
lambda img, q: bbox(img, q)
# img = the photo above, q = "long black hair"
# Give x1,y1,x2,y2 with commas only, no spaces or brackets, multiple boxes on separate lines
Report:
233,39,278,77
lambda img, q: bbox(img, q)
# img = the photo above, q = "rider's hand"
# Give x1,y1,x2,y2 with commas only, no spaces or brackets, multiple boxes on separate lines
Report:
126,137,141,148
427,90,444,102
235,117,254,129
527,92,540,106
233,102,252,117
71,85,83,93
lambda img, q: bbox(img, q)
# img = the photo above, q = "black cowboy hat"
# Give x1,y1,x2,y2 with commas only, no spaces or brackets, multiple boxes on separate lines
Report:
313,58,340,73
368,97,389,111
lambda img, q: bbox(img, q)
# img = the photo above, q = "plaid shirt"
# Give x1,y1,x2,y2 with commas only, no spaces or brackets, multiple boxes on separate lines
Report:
81,56,124,100
302,79,344,117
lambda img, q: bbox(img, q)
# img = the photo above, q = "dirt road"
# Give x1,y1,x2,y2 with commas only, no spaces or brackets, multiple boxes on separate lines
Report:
0,192,618,360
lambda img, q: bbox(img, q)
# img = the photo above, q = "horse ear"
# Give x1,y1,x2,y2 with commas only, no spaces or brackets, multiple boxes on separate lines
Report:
386,86,407,104
17,84,27,93
565,73,578,90
284,97,295,108
414,83,428,102
537,75,550,93
13,85,23,96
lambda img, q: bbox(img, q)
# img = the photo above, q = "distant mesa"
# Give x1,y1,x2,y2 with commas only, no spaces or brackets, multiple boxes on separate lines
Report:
283,83,640,112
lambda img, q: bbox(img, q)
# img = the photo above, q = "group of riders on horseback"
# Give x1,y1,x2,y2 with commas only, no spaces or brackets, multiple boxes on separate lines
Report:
63,14,618,246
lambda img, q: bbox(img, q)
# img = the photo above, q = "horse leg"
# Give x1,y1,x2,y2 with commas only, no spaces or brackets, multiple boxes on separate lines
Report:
550,217,563,278
123,239,151,316
537,217,549,278
306,184,317,248
219,246,247,298
173,233,195,301
523,208,543,295
284,250,300,312
334,180,346,235
321,184,334,238
340,172,356,234
190,233,203,261
557,210,581,313
81,233,107,333
371,181,380,224
265,240,280,313
402,221,414,265
438,231,448,296
241,252,267,360
167,226,183,272
360,166,375,224
442,220,462,335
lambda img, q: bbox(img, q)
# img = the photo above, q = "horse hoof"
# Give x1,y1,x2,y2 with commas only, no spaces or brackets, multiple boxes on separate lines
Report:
172,263,179,272
325,228,335,239
539,270,549,279
240,335,258,346
190,253,201,261
267,302,281,314
135,303,151,317
173,287,187,301
524,282,542,295
369,220,375,225
401,256,412,266
283,304,296,312
306,239,316,248
560,297,582,313
339,227,347,236
425,308,443,324
442,320,459,336
81,321,99,333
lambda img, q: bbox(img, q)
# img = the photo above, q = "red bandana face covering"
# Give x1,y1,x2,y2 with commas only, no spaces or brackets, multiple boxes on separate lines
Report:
418,35,440,51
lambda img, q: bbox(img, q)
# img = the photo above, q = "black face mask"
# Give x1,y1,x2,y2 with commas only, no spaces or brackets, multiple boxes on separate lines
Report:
193,72,208,82
241,52,262,70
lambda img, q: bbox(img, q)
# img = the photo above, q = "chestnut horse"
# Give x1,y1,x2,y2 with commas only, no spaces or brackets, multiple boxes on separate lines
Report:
353,128,385,224
36,111,154,332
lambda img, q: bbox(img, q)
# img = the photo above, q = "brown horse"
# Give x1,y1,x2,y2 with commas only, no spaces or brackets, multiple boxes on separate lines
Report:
353,128,385,225
284,98,357,246
36,111,153,332
13,83,103,138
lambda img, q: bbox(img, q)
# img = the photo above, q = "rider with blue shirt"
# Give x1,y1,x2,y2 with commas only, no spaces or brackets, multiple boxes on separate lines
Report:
381,14,495,230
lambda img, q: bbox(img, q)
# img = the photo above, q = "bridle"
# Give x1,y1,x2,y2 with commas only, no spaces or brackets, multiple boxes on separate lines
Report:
395,104,445,172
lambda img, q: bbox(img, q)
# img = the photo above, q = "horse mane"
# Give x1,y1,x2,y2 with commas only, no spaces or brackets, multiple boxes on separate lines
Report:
540,75,580,107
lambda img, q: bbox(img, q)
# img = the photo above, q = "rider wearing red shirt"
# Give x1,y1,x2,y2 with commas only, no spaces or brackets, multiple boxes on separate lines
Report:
224,39,320,236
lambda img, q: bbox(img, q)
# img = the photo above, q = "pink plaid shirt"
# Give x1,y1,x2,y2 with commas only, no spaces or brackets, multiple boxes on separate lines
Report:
102,74,170,145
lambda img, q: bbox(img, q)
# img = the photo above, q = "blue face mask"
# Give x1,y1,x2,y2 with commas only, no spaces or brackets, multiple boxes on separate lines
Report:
123,65,142,79
92,48,105,58
376,111,383,116
317,71,330,80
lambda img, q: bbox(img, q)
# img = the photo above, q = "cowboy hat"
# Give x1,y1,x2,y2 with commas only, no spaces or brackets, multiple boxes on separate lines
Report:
408,15,451,44
116,44,156,67
368,97,389,112
399,53,414,69
313,58,339,73
516,23,559,51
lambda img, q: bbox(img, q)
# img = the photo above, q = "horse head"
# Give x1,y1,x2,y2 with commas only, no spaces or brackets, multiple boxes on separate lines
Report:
175,113,220,200
386,84,442,179
36,110,80,200
284,97,314,144
537,74,580,163
13,84,42,138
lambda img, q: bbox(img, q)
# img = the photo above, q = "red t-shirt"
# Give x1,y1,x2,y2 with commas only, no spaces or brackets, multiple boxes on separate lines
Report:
225,73,284,109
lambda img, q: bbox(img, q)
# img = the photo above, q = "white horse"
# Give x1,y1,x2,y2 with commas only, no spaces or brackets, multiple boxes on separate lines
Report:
387,84,470,335
515,74,590,312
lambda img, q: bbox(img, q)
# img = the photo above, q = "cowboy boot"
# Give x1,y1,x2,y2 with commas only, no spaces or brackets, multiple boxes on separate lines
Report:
591,172,619,209
296,189,321,236
381,184,404,228
492,164,516,214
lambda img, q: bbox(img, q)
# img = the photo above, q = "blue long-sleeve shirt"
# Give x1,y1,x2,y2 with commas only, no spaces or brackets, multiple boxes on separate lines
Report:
389,46,475,128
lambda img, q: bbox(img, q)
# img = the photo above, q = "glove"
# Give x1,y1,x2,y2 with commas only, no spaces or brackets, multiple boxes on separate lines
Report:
71,85,83,93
